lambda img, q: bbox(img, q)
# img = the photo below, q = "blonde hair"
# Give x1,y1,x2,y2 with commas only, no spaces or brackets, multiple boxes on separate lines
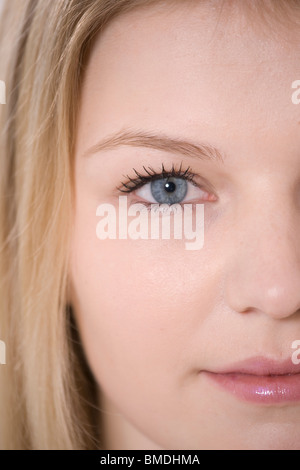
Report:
0,0,299,450
0,0,167,450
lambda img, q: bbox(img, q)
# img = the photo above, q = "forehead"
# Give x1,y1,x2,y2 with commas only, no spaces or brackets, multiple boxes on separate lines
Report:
78,2,300,158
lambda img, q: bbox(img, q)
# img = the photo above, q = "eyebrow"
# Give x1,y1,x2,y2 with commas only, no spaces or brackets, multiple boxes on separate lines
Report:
82,128,225,163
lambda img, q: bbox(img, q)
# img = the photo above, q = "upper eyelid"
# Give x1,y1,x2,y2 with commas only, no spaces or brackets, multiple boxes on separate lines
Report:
116,164,198,193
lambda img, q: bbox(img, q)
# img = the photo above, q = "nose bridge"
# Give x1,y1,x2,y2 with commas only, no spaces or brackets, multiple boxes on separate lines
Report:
245,192,294,260
225,185,300,318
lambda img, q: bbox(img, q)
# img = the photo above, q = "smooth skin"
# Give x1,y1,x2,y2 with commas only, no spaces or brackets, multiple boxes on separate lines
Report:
70,1,300,449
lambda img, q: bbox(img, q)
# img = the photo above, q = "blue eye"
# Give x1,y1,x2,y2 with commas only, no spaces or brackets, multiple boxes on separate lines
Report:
136,177,207,204
149,177,188,204
118,164,215,205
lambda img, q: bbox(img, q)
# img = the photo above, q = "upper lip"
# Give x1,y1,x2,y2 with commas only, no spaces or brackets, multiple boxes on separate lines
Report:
207,356,300,377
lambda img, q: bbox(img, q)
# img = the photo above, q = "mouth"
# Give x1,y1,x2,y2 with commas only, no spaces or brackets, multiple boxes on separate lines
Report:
202,357,300,404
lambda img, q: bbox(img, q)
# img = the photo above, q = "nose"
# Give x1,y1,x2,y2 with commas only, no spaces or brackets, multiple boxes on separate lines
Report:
225,192,300,320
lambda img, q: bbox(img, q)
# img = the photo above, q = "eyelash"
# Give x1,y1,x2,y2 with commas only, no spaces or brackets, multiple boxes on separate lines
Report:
117,163,198,193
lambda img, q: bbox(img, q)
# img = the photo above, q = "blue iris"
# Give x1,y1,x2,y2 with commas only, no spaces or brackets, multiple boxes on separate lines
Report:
150,177,188,204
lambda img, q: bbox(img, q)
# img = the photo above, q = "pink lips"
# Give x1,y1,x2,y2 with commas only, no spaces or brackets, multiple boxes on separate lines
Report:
204,357,300,404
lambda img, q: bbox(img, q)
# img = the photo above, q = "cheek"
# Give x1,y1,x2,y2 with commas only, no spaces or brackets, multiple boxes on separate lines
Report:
68,196,223,446
70,232,211,379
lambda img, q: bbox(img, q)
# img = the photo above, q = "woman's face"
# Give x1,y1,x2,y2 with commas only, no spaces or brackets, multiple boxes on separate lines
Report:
70,2,300,449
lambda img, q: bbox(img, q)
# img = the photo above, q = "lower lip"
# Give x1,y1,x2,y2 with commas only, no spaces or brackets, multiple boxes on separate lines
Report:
204,371,300,404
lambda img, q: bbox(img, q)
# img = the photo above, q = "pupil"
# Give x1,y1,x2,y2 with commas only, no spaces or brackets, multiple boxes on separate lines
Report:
150,177,187,204
165,181,176,193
